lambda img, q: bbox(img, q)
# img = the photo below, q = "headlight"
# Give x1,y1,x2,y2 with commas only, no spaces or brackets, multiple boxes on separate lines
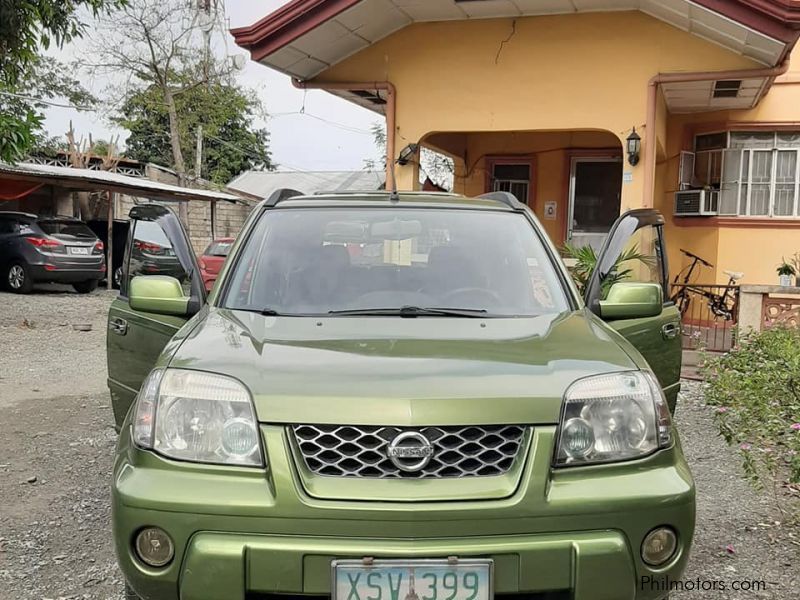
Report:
554,371,672,467
132,368,263,467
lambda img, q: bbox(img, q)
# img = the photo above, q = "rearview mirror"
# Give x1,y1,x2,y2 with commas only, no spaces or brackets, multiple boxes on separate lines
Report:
129,275,190,316
371,218,422,240
599,282,663,320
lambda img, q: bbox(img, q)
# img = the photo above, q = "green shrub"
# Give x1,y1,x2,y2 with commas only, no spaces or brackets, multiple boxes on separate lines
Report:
561,242,652,297
702,326,800,489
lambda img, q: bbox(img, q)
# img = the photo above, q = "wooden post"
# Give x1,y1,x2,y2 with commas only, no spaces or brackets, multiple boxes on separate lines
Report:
107,192,115,290
210,200,217,240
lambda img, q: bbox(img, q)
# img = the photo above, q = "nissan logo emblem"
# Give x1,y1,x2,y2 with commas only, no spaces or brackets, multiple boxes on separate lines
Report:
386,431,434,472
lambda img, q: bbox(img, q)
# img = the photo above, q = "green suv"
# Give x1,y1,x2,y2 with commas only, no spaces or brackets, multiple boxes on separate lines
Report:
107,191,693,600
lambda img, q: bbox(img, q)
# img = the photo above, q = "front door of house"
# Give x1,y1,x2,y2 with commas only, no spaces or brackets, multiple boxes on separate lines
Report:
568,157,622,251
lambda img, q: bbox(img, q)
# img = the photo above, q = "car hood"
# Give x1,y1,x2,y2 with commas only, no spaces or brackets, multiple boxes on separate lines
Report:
169,308,637,425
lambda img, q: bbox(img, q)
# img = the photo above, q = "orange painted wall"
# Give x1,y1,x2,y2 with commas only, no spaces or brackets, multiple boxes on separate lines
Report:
424,130,620,244
317,11,758,208
656,44,800,285
314,11,800,285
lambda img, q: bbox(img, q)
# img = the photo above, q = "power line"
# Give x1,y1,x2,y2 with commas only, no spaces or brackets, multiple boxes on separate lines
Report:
267,111,375,136
203,132,268,163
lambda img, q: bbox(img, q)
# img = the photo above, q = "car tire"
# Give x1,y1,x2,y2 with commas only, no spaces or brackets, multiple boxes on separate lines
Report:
6,261,33,294
113,266,123,289
72,280,99,294
124,582,142,599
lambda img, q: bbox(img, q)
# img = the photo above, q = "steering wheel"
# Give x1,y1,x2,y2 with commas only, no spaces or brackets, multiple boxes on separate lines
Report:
440,287,502,306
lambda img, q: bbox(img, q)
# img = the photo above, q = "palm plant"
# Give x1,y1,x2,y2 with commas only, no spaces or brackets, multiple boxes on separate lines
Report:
562,242,654,297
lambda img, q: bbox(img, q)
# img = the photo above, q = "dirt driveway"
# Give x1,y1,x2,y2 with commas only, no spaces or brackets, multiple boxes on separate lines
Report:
0,287,797,599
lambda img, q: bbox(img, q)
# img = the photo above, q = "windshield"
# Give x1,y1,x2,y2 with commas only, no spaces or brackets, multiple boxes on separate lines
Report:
222,207,568,317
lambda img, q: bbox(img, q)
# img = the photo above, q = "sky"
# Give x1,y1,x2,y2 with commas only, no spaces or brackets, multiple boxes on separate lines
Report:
42,0,383,173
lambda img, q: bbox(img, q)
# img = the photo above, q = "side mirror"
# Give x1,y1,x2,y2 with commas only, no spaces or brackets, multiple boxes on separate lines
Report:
599,282,663,320
129,275,190,316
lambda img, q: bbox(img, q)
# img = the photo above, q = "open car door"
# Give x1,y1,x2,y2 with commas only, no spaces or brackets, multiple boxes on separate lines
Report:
106,204,205,429
585,209,682,412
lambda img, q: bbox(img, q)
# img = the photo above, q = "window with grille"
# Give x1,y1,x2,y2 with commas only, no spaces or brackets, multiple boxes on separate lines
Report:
691,131,800,217
491,163,530,205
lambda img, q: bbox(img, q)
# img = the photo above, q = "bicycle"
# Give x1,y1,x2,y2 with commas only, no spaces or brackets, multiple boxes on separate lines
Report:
670,248,741,321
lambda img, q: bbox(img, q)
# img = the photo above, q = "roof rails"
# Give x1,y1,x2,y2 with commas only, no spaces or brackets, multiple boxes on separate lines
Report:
260,188,522,209
312,190,461,196
477,191,525,210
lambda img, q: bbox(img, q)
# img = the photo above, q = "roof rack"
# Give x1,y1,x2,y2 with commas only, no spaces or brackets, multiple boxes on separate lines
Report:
312,190,461,197
477,191,525,209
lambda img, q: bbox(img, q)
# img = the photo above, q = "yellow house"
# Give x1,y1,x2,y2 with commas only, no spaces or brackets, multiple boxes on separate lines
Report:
233,0,800,285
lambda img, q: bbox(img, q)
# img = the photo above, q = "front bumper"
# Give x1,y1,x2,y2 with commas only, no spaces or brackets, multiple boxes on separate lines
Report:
113,425,694,600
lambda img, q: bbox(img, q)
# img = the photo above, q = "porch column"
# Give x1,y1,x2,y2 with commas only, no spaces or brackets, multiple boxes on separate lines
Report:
394,161,420,192
451,158,468,195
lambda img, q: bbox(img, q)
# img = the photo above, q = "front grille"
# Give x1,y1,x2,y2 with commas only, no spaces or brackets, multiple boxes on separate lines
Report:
291,424,527,479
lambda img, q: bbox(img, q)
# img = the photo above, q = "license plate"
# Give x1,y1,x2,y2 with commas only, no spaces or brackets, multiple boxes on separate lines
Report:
332,559,493,600
69,246,90,255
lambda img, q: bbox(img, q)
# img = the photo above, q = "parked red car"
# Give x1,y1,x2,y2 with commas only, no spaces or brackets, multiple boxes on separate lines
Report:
198,237,234,291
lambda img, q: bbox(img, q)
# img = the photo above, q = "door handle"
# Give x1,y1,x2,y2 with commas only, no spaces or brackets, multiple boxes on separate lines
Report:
661,322,680,340
109,317,128,336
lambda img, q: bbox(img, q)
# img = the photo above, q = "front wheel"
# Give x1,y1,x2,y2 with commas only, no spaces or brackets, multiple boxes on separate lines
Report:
72,280,99,294
6,261,33,293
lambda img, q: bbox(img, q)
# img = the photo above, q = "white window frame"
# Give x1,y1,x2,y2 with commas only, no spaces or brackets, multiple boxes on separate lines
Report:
691,131,800,218
734,147,800,218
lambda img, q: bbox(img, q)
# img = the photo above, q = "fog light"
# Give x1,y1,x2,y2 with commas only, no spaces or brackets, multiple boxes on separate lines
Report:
641,527,677,566
135,527,174,567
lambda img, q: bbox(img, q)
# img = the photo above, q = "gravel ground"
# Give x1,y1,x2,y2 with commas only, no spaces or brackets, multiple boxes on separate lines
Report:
0,287,797,599
0,284,115,407
672,381,800,599
0,285,122,600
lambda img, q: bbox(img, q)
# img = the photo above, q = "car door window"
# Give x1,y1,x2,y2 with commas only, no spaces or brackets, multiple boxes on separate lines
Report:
0,218,17,234
126,219,190,294
599,224,666,299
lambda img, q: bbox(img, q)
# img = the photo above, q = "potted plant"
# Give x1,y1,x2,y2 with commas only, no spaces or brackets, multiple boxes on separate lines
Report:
777,259,795,286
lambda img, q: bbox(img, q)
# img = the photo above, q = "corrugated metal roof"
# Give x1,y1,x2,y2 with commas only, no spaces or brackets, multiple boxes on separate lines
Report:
0,162,244,203
227,170,385,199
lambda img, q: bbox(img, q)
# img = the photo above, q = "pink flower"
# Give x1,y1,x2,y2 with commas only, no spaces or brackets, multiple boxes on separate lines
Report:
740,443,752,451
716,407,729,414
725,544,736,554
790,423,800,431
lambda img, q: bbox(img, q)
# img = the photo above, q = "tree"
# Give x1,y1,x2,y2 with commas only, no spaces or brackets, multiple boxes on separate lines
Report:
0,0,124,85
0,56,98,162
84,0,227,185
0,0,121,162
117,73,273,184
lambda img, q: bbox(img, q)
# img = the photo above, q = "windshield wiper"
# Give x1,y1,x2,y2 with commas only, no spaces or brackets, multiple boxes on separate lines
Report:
328,306,489,318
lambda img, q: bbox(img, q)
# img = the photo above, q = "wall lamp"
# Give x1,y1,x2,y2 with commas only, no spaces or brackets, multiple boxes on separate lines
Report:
626,128,641,166
396,143,420,166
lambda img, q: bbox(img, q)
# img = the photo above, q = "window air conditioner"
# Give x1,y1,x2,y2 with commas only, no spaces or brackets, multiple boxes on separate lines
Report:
674,189,719,216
